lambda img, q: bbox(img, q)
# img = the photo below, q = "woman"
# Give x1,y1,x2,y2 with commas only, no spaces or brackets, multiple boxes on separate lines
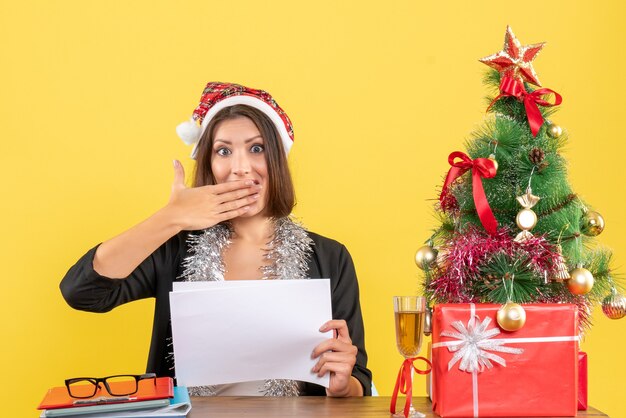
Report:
60,82,371,397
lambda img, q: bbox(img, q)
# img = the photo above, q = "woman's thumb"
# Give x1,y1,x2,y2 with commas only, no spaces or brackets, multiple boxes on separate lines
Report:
172,159,186,189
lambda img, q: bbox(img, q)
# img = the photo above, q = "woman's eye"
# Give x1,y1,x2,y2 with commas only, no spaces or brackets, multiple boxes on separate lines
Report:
250,144,264,153
216,147,231,156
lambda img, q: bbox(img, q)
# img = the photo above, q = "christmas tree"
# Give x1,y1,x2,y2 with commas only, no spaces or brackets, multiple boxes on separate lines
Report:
418,26,625,331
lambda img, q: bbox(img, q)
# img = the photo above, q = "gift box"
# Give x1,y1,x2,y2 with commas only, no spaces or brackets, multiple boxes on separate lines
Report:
578,351,588,410
426,342,433,400
432,303,579,417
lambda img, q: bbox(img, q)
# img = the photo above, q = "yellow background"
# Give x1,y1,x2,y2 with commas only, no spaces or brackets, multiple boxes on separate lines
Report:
1,1,624,416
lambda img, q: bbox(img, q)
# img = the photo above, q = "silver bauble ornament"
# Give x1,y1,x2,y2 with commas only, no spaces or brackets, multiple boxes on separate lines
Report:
582,211,605,236
567,267,594,295
423,306,432,336
415,245,438,270
497,302,526,331
602,292,626,320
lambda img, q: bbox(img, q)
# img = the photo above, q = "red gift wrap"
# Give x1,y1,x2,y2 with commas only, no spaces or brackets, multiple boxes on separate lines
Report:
578,351,588,410
432,303,579,417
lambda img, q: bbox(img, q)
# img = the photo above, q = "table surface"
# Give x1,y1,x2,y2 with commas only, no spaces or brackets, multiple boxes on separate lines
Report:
188,396,608,417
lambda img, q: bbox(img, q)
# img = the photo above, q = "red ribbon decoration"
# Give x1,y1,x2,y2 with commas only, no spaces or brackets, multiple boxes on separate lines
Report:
440,151,498,235
390,357,432,418
488,75,563,137
499,75,526,97
523,88,563,136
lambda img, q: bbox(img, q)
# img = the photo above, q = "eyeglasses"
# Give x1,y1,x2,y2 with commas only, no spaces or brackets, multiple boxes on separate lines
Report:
65,373,156,398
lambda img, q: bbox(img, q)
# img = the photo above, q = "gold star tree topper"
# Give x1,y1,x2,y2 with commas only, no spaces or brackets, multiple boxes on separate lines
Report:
480,26,545,87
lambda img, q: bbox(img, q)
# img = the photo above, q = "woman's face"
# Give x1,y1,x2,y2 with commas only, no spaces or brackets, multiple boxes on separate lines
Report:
211,116,268,217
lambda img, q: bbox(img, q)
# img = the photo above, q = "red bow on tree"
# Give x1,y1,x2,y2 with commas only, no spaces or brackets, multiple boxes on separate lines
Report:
440,151,498,235
390,357,432,418
491,75,562,137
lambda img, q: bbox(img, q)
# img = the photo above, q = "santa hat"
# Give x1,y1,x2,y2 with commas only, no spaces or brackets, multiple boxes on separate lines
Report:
176,82,294,158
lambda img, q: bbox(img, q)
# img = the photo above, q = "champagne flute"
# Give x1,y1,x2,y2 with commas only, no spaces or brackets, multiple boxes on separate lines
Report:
393,296,427,418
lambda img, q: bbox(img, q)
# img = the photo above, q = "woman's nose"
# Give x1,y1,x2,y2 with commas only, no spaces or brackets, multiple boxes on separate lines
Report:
232,153,251,176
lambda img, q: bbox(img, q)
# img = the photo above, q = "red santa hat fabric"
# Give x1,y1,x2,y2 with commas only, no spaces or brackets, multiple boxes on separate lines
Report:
176,82,294,158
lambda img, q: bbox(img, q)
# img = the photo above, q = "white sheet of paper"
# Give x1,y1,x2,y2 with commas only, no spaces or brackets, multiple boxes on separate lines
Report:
169,279,332,388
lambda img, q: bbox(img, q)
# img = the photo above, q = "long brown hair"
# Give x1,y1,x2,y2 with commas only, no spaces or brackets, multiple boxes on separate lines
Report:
193,105,295,218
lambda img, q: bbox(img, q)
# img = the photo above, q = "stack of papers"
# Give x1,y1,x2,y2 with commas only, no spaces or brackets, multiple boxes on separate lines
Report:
39,387,190,418
38,377,190,418
169,279,333,388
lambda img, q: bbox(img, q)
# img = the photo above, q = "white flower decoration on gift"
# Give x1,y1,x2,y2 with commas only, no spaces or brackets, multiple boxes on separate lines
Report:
441,316,524,373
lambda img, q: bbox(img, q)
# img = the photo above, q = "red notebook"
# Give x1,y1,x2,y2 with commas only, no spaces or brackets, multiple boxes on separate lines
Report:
38,377,174,410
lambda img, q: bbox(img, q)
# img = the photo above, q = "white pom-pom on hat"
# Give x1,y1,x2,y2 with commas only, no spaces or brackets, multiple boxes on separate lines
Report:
176,117,202,146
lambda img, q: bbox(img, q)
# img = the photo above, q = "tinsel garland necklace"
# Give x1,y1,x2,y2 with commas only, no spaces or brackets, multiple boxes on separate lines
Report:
178,217,314,396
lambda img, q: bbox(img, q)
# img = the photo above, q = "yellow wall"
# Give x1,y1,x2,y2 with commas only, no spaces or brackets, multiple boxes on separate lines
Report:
1,1,624,416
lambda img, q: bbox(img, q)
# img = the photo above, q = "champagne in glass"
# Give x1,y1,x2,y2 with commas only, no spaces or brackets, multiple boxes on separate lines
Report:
393,296,427,418
395,310,426,358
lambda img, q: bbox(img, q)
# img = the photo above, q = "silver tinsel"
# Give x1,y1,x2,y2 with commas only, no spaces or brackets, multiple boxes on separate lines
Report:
180,223,231,282
262,379,302,397
175,217,313,397
187,385,217,397
261,217,314,281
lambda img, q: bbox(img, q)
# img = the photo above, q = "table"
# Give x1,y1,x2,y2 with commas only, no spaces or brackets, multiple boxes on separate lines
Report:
189,396,608,417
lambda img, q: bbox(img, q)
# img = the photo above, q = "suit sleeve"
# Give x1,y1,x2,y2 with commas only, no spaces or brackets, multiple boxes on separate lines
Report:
331,244,372,396
59,235,183,313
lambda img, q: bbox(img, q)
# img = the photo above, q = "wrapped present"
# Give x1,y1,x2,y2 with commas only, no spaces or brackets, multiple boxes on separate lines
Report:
426,342,433,400
578,351,588,410
432,303,579,417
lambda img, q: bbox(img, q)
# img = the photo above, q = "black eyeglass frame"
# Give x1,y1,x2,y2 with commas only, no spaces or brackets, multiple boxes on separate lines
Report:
64,373,157,398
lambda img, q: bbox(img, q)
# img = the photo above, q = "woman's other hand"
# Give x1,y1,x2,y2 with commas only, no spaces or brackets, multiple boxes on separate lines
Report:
166,160,261,231
311,319,364,397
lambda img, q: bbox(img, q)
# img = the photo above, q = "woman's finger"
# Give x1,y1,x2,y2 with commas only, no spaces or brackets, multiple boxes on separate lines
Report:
216,193,260,214
216,205,252,222
215,185,262,204
311,351,355,373
206,179,258,195
315,361,354,378
214,194,259,222
319,319,351,342
311,338,357,359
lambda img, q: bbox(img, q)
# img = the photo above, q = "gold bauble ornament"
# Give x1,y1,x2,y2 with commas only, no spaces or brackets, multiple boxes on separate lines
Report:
547,123,562,138
488,153,499,172
582,211,605,236
602,292,626,320
516,208,537,230
415,245,438,270
497,302,526,331
567,267,594,295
